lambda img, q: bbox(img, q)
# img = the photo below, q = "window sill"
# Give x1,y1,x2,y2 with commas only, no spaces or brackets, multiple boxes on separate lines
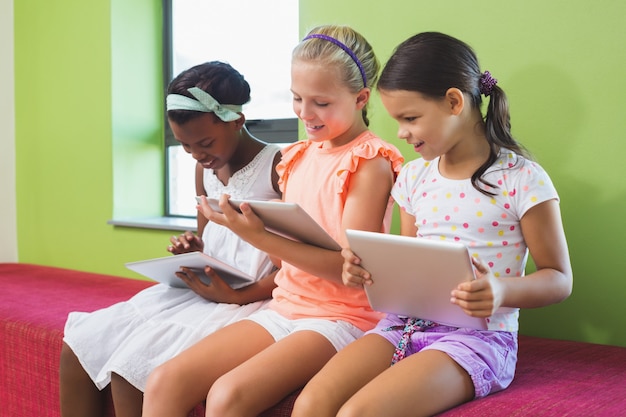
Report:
108,217,196,232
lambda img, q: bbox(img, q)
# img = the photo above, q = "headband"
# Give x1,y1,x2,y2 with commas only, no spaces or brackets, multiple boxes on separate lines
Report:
479,71,498,96
303,33,368,87
166,87,242,122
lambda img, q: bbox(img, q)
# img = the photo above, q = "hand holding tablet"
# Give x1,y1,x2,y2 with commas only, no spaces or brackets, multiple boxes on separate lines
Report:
345,229,488,330
196,197,341,251
125,251,255,289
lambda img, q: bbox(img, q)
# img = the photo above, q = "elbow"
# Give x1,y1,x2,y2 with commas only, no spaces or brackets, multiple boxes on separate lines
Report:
555,269,574,304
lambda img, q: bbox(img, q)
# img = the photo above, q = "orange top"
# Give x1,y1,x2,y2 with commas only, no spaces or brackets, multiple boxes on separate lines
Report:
269,131,404,331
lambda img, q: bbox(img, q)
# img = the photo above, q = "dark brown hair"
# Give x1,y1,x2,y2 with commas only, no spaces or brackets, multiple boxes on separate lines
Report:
379,32,530,195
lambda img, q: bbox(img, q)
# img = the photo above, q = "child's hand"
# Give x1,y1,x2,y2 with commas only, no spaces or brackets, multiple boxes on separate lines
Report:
197,194,267,245
450,256,505,318
196,194,219,220
175,266,240,304
341,247,373,287
168,231,204,254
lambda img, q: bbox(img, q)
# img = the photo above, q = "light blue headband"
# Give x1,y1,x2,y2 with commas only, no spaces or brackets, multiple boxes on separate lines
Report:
166,87,242,122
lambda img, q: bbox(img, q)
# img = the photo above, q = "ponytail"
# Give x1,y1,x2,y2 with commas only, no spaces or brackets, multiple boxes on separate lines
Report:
472,84,531,195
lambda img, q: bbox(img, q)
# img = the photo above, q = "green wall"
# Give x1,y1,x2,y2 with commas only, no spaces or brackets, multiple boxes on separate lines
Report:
15,0,171,275
14,0,626,346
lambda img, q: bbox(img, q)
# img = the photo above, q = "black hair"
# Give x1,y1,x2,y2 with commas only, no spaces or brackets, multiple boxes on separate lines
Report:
166,61,250,125
379,32,530,195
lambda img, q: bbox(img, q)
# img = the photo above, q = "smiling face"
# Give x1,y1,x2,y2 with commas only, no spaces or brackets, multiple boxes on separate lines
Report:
379,88,464,161
290,59,368,147
168,113,240,171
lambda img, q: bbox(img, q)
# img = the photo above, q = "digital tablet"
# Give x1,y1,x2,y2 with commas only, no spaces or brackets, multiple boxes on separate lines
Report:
125,251,255,289
196,197,342,251
345,229,488,330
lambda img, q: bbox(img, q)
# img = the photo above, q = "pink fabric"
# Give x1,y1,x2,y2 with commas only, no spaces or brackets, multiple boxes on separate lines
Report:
2,263,625,417
272,131,404,331
0,263,155,328
0,263,193,417
436,335,626,416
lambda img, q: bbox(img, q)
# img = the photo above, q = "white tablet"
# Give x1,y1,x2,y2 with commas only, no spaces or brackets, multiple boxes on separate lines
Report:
125,251,255,289
345,229,488,330
197,197,342,251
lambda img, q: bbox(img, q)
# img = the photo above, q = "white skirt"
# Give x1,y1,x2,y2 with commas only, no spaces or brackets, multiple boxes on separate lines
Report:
63,283,269,391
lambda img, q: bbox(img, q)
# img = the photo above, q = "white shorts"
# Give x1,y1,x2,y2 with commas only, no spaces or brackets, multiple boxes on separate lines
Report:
244,309,363,352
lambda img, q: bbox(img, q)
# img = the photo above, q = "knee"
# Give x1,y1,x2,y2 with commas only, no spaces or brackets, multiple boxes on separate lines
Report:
144,362,176,400
292,382,340,417
291,386,321,417
204,375,245,416
337,401,369,417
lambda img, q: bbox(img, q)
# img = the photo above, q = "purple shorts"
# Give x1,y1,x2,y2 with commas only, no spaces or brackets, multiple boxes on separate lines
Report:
366,314,518,398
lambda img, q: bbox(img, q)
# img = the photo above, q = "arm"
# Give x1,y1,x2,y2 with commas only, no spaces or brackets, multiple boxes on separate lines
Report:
167,163,207,254
195,161,209,236
451,199,573,317
176,162,280,303
398,207,419,238
270,150,282,195
199,155,395,283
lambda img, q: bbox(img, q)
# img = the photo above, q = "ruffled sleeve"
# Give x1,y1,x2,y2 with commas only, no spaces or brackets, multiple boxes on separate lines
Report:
335,135,404,195
276,140,312,194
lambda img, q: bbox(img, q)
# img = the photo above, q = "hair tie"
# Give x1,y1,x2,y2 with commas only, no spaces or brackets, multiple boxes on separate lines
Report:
479,71,498,96
303,33,367,87
166,87,242,122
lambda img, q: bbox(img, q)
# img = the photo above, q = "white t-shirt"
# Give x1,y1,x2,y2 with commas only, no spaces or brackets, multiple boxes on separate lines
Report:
391,150,559,331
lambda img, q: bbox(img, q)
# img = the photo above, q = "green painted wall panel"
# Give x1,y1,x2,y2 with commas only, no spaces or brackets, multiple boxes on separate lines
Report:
13,0,626,346
14,0,171,277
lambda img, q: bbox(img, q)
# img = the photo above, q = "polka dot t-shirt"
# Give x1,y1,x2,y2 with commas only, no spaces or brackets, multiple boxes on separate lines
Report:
391,150,559,331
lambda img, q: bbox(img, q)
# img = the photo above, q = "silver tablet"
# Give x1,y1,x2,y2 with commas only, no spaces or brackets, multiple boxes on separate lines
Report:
125,251,255,289
197,197,341,251
346,229,488,330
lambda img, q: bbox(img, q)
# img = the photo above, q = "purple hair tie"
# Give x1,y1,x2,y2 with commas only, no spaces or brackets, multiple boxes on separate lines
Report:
479,71,498,96
303,33,368,87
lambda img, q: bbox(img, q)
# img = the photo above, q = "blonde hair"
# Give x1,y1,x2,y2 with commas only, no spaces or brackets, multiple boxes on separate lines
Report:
293,25,379,125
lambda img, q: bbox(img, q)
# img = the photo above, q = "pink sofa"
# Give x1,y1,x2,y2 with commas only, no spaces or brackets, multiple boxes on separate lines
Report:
1,262,625,417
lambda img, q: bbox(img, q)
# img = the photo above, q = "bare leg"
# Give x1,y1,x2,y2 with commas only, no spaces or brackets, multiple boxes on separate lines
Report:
205,330,337,417
292,334,395,417
111,373,143,417
338,349,475,417
142,320,275,417
59,342,105,417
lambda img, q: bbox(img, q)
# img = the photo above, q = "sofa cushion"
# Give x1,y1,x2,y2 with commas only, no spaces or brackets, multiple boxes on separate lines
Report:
436,334,626,416
1,262,625,417
0,263,155,417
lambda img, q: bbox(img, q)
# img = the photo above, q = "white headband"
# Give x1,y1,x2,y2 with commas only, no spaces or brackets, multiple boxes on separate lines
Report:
166,87,242,122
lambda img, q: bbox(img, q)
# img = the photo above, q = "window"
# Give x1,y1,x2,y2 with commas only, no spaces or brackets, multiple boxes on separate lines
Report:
164,0,299,217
